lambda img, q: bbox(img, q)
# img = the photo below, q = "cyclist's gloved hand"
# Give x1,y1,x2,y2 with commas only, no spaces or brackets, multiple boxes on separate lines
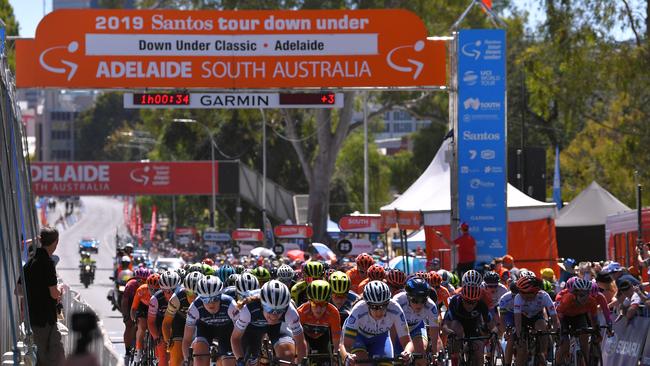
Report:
400,351,412,364
235,358,245,366
345,353,357,366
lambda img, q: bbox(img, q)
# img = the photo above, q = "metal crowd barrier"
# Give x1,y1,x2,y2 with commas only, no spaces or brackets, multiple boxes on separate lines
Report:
60,285,123,366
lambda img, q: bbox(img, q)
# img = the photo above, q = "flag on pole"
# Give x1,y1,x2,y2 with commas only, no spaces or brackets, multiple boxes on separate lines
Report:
480,0,492,9
150,205,157,241
553,146,563,209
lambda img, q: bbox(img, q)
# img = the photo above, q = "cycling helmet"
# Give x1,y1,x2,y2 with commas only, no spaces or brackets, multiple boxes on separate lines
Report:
516,276,541,294
124,243,134,252
540,268,556,281
462,270,483,287
260,280,291,311
160,271,181,290
414,271,430,281
573,277,591,292
134,267,152,280
386,269,406,288
121,255,131,264
450,273,460,288
520,269,536,278
202,258,215,266
429,272,442,287
188,263,203,274
251,266,272,283
363,280,391,305
355,253,374,271
405,277,430,299
324,268,336,280
461,284,481,301
566,276,578,292
276,264,295,281
306,280,332,302
146,273,160,289
197,275,223,299
202,264,215,276
184,271,204,294
227,273,239,287
174,267,184,279
304,261,325,279
367,264,386,281
542,279,554,294
216,265,236,283
329,271,351,294
236,272,259,295
438,270,451,283
234,265,245,274
483,271,500,285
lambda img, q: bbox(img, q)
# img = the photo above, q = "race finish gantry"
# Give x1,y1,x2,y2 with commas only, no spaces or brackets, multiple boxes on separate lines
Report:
8,1,543,363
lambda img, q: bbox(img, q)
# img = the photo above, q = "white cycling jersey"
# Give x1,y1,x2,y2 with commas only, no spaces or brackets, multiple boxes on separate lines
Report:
393,292,439,332
343,299,409,339
234,302,303,335
513,291,557,318
498,292,515,313
482,283,509,309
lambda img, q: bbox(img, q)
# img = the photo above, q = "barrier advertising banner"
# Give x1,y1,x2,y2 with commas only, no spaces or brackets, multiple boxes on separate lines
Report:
602,317,650,366
30,161,239,196
456,29,507,263
338,215,382,233
16,9,446,89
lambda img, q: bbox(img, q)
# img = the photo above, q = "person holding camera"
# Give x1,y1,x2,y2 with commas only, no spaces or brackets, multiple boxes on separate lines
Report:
23,226,65,366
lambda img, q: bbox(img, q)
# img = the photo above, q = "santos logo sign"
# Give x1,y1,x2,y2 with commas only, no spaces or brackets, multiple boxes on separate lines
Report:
462,131,501,141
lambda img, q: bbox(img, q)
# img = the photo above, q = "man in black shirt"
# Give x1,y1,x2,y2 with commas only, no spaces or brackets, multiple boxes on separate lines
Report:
24,226,64,366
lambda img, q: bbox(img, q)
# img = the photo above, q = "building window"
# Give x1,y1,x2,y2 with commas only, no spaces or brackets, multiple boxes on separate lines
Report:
51,130,71,140
393,122,413,133
52,150,71,159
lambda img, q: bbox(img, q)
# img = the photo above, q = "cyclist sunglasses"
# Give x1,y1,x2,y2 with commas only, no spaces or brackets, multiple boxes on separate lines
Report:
310,300,328,308
408,296,427,305
263,305,288,315
368,303,389,311
201,295,221,303
332,293,347,300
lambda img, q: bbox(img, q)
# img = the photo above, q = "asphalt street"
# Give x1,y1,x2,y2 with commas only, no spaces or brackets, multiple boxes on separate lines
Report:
50,196,128,356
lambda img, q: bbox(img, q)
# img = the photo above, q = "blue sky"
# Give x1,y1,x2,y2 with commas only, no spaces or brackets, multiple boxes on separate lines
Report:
9,0,637,40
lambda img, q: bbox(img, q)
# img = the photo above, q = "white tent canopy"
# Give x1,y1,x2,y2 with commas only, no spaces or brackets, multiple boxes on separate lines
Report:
556,181,630,227
381,138,556,226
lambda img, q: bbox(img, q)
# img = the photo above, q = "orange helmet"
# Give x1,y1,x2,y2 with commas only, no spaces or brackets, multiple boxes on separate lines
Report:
428,271,442,287
355,253,374,271
202,258,214,266
367,264,386,281
386,269,406,288
414,271,430,282
461,284,481,301
516,276,541,294
147,273,160,289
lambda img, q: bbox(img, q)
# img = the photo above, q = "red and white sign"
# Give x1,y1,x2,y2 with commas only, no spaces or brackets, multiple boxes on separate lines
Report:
175,227,197,236
232,229,264,242
338,214,382,233
348,238,374,256
16,9,446,89
30,161,218,196
273,225,313,239
381,211,422,230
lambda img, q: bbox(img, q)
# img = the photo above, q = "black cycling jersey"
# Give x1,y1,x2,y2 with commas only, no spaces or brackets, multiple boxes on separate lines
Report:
444,294,490,323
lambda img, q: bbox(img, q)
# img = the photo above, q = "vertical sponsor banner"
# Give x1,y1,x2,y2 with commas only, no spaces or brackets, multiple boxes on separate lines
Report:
457,29,507,263
150,205,157,241
602,317,650,366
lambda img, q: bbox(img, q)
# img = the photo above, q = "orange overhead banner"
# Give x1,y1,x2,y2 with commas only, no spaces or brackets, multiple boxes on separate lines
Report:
16,9,446,89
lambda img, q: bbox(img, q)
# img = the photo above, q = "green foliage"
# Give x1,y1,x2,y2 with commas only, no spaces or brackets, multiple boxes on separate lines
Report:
0,0,19,69
387,150,420,193
335,131,390,213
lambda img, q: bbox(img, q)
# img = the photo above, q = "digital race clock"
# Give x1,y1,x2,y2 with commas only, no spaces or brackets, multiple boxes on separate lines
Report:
278,93,336,106
133,93,190,106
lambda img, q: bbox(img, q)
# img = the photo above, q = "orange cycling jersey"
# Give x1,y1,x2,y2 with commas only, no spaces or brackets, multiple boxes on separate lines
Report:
436,286,451,308
131,284,153,310
556,293,598,318
346,267,365,295
297,302,342,346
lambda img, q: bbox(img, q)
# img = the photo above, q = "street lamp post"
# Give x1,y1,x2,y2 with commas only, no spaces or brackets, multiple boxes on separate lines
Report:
173,118,216,228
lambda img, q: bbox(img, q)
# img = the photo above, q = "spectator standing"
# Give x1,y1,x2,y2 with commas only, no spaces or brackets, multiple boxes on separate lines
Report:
24,226,65,366
435,222,476,277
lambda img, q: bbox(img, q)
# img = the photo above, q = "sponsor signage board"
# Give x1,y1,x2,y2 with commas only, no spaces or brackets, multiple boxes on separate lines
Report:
273,225,313,239
16,9,446,89
231,229,264,242
30,161,238,196
381,211,422,231
457,29,507,263
338,214,382,233
203,231,231,242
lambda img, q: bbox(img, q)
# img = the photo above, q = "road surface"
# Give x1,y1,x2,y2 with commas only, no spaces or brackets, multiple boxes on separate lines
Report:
51,196,127,356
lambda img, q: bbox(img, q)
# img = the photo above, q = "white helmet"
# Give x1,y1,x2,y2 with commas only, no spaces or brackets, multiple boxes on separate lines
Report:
160,271,181,290
236,272,259,295
260,280,291,311
461,270,483,287
197,275,223,298
573,278,591,292
276,265,294,281
184,271,204,294
363,280,391,305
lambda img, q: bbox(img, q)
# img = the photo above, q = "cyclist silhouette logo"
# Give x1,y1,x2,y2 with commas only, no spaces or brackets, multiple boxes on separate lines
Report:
39,41,79,81
129,166,151,186
386,40,425,80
